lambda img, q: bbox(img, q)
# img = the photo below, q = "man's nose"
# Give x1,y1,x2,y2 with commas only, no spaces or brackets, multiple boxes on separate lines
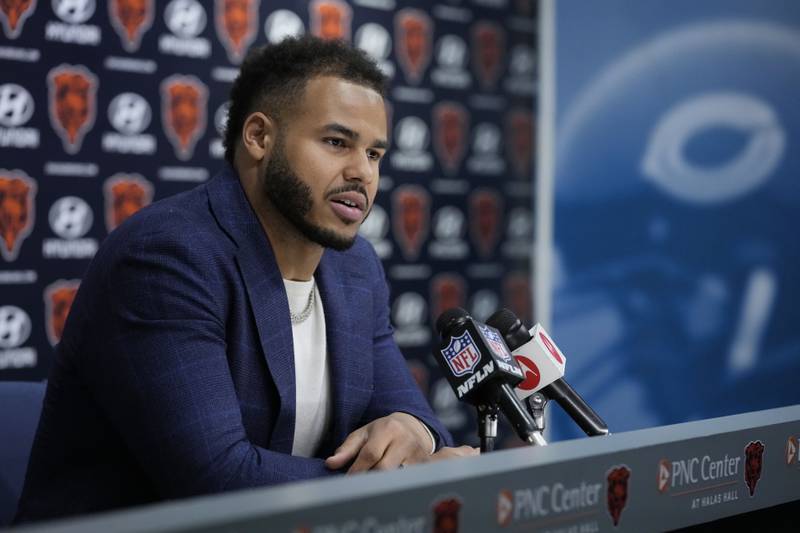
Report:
344,151,376,185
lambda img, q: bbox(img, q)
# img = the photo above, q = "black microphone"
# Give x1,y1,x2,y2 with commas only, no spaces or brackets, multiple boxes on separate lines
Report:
486,309,609,437
434,308,545,446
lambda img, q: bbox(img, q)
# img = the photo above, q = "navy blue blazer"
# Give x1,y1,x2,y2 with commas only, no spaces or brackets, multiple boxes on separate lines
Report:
15,167,452,522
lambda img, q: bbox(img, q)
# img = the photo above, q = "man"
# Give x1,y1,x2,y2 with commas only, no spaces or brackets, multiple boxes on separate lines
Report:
15,37,474,523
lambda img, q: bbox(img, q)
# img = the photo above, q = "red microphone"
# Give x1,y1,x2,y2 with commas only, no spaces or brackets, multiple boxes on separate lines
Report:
487,309,609,437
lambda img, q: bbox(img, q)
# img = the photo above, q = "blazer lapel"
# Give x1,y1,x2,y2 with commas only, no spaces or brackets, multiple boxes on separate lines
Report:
316,252,373,446
207,168,296,454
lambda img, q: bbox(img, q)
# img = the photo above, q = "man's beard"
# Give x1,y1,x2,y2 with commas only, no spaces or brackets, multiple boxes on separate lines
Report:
262,141,364,251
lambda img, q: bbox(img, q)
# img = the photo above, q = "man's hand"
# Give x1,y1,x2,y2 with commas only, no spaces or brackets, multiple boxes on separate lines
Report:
428,445,479,462
325,412,435,474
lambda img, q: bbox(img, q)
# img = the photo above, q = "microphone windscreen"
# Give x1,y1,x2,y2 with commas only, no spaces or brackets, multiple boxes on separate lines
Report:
435,307,469,337
486,308,518,334
487,308,530,351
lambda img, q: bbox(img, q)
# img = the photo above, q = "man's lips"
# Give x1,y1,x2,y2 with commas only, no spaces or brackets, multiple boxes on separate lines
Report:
327,190,367,212
328,190,368,224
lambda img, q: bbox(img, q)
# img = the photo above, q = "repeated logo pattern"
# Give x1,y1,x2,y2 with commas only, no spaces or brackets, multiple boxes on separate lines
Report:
472,20,506,89
161,75,208,160
392,184,430,261
0,84,34,127
0,305,32,349
0,170,36,262
104,173,154,232
108,0,155,52
47,64,98,154
215,0,259,63
395,8,433,85
44,279,80,346
433,102,469,176
0,2,537,453
310,0,350,42
469,188,502,259
0,0,37,38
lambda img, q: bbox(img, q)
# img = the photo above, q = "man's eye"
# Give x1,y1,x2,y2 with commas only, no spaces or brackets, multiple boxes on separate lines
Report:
368,150,383,161
325,138,345,148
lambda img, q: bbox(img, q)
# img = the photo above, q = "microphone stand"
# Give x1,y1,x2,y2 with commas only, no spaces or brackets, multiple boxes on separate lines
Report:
477,399,548,452
525,392,549,445
477,404,499,453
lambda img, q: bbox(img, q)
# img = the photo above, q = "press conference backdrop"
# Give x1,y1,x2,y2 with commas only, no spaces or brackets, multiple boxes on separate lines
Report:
0,0,537,447
548,0,800,440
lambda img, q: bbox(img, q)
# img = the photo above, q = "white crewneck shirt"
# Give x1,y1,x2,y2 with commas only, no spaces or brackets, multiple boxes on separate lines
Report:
284,278,330,457
283,278,436,458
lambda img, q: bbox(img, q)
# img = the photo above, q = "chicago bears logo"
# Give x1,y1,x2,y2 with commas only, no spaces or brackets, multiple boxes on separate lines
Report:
407,360,429,394
472,21,505,90
108,0,154,52
433,102,469,176
104,173,153,232
309,0,351,41
47,64,98,154
469,188,502,259
504,272,533,327
0,0,36,38
787,436,798,466
606,465,631,527
0,170,36,262
392,184,430,261
395,8,432,85
215,0,259,64
744,440,765,497
430,273,466,325
431,497,461,533
161,75,207,160
507,109,534,178
44,279,80,346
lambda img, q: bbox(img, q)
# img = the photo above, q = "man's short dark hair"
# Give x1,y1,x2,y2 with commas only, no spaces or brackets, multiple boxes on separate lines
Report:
223,36,388,165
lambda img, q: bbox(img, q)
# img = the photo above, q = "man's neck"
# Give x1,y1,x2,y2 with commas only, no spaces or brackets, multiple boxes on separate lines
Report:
237,164,323,282
258,207,323,282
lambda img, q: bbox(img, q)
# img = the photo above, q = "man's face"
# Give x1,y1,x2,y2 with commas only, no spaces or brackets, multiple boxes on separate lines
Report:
262,76,387,250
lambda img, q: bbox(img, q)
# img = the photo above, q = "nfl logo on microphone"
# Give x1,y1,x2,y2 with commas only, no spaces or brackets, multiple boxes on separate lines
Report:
477,323,512,362
441,331,482,377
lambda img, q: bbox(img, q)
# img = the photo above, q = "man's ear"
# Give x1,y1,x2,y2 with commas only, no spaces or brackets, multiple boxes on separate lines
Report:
241,112,276,161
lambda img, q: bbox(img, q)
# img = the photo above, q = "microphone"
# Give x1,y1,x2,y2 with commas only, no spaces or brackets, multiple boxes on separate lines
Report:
486,309,609,437
433,308,545,447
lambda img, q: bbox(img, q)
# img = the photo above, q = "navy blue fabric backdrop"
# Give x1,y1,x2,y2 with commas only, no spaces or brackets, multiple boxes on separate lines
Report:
0,0,537,448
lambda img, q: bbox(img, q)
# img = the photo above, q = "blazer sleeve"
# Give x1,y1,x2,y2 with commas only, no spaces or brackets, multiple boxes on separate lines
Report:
358,247,455,449
78,221,334,499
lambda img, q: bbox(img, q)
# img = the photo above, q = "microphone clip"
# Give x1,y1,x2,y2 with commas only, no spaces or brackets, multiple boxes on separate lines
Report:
524,392,548,433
